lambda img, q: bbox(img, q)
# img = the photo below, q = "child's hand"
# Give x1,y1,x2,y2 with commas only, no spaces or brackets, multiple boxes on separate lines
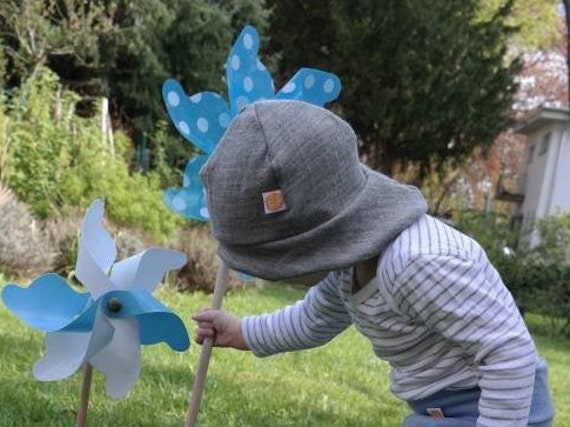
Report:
192,308,249,350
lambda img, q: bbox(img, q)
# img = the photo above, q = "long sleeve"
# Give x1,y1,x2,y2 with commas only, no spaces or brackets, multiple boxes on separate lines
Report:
391,254,537,427
241,275,352,357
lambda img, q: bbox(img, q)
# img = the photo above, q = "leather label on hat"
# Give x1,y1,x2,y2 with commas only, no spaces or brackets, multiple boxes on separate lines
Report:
426,408,445,419
262,190,287,214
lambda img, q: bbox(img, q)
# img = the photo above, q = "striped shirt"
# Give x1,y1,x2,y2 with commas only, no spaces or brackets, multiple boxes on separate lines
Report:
242,214,538,427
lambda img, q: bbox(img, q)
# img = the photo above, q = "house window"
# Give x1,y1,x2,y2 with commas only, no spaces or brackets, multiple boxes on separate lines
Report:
528,144,535,164
539,132,551,156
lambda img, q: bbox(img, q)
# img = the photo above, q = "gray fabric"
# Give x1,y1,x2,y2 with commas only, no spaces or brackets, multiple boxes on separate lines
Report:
200,100,428,280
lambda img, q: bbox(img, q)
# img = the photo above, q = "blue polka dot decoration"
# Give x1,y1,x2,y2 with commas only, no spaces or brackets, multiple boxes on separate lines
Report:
276,68,341,106
161,25,343,224
163,155,210,221
162,80,231,155
226,25,275,115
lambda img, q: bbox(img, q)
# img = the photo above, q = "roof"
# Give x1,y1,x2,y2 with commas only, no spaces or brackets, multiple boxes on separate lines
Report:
515,106,570,135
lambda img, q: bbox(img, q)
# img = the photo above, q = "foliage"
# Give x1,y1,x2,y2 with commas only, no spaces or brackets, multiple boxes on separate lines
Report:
452,210,519,259
535,212,570,264
147,120,194,188
1,66,181,239
266,0,522,178
477,0,562,50
0,0,113,81
455,211,570,337
1,280,569,425
172,225,249,293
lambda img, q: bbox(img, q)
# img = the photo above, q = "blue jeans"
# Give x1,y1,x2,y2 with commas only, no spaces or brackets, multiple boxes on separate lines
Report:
403,359,554,427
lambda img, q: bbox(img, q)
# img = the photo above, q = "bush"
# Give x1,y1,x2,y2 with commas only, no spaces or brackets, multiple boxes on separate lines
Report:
172,225,252,293
0,185,54,276
455,211,570,337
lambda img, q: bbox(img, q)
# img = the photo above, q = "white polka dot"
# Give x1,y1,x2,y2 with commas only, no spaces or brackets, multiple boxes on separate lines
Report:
243,77,254,92
323,79,335,94
281,82,296,94
257,59,266,71
178,121,190,135
218,113,231,128
236,96,249,109
231,55,240,70
167,91,180,106
304,74,315,89
172,196,187,211
190,93,202,103
197,117,209,133
243,33,254,50
200,207,210,219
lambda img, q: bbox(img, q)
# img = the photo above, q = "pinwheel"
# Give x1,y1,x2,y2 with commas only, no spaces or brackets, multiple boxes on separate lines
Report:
160,25,343,426
1,199,189,425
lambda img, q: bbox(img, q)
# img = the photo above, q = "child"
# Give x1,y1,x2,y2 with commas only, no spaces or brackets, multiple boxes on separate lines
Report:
193,100,554,426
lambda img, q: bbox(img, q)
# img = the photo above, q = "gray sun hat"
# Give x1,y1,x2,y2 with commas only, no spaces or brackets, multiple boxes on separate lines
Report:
200,100,427,281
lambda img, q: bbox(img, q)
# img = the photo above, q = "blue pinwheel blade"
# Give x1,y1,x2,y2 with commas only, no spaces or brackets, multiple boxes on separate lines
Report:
226,25,275,114
276,68,342,106
162,80,231,154
163,155,210,221
101,291,190,352
1,273,91,332
137,313,190,351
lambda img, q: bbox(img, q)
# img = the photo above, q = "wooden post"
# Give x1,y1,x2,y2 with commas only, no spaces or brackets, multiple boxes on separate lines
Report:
76,362,93,427
185,261,230,427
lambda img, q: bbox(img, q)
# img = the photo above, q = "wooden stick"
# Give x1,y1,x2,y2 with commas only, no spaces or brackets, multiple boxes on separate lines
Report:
185,260,230,427
76,362,93,427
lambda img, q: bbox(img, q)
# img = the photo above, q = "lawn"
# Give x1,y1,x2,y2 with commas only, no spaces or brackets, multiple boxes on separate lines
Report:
0,280,568,426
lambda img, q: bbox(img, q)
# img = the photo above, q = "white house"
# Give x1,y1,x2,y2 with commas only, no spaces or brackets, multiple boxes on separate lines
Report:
509,107,570,247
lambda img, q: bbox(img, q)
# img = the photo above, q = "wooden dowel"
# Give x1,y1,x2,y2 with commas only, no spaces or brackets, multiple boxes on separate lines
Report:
76,362,93,427
185,260,230,427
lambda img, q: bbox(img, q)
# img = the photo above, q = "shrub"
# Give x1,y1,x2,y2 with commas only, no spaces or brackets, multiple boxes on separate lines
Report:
455,210,570,337
0,184,54,276
172,225,251,293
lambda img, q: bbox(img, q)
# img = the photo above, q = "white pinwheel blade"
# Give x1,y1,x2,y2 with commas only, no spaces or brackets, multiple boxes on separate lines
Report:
33,332,91,381
89,318,141,399
110,249,187,292
75,199,116,298
33,307,114,380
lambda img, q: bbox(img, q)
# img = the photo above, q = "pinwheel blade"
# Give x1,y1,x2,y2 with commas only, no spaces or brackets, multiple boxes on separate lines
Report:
276,68,341,106
33,307,114,380
162,80,231,154
33,332,92,381
101,290,190,351
109,249,187,293
89,318,141,399
76,200,115,298
1,274,90,332
163,155,210,221
226,25,274,114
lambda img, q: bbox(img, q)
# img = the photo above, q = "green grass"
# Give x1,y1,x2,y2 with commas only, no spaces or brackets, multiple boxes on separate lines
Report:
1,280,568,426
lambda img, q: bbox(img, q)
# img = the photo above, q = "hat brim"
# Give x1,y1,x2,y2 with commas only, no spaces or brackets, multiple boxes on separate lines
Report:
217,166,427,281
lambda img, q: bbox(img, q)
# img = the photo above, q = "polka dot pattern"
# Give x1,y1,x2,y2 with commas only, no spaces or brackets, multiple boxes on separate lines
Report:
226,26,274,115
162,79,230,154
276,68,341,105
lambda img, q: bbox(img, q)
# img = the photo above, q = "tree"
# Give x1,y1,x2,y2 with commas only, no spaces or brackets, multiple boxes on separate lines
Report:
266,0,521,179
0,0,113,83
478,0,561,50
